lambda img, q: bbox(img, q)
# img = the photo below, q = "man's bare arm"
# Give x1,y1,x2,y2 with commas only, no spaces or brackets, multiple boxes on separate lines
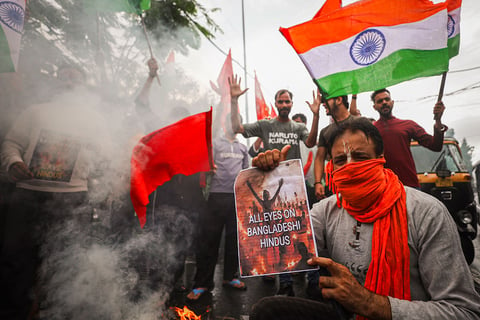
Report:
135,58,158,106
432,101,447,151
305,89,321,148
349,94,361,116
229,74,248,134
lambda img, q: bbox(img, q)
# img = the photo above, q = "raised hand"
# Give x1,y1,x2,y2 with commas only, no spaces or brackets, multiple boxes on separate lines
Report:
147,58,158,78
228,74,249,100
306,89,321,116
433,101,445,121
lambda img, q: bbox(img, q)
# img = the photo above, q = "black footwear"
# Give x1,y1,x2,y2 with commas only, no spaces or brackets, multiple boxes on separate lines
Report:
276,284,294,296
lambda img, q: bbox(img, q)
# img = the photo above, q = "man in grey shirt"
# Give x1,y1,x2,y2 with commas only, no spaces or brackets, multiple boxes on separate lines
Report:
228,74,320,160
249,118,480,320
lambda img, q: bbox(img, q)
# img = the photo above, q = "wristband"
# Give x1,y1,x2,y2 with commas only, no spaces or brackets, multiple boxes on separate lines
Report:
314,182,322,185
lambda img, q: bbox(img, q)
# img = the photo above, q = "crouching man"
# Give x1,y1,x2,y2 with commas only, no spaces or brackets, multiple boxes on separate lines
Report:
249,118,480,320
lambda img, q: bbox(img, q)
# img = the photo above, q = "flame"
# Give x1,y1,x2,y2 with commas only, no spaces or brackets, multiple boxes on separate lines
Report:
173,306,202,320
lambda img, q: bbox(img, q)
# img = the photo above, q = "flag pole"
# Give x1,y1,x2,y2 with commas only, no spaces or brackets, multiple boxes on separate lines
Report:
435,71,447,120
95,12,107,83
140,14,161,86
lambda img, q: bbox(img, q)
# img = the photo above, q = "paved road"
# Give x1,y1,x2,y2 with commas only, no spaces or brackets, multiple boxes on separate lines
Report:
168,258,315,320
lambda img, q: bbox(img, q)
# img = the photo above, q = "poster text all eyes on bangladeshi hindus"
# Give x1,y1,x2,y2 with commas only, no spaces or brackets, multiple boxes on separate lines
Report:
234,159,318,277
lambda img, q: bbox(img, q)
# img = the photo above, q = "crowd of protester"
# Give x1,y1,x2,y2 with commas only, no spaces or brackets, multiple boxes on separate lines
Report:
0,59,479,320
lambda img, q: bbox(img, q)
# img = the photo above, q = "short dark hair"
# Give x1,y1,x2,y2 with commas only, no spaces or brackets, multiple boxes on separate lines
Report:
325,95,349,110
292,113,307,124
340,95,349,110
275,89,293,101
326,117,384,158
370,88,391,102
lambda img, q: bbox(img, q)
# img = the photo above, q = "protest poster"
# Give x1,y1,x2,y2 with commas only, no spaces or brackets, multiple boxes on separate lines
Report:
234,159,318,277
29,129,81,182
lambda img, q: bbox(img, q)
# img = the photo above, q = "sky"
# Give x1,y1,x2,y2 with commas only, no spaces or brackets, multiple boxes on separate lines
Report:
175,0,480,162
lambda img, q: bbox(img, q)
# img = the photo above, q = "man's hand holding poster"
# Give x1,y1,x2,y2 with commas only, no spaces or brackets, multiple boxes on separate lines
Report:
234,159,317,277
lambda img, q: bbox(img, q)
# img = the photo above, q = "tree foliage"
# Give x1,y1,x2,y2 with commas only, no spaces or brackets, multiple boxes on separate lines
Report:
18,0,221,101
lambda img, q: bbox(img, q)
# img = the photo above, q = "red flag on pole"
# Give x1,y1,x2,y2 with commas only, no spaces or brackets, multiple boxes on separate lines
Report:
211,49,233,136
254,71,271,120
166,50,175,64
130,108,213,228
303,151,314,176
269,104,277,118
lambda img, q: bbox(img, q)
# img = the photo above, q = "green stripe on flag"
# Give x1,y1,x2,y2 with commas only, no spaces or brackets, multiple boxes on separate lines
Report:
0,26,15,73
316,48,449,98
448,35,460,58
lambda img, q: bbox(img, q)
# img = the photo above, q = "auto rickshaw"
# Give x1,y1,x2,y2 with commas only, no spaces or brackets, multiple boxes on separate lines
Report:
411,138,479,265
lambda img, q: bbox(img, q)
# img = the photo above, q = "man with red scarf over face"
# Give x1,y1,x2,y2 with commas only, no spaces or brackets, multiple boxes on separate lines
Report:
249,118,480,320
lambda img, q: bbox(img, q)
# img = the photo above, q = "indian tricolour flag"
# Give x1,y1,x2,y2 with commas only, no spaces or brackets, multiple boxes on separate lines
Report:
447,0,461,58
280,0,449,98
0,0,25,73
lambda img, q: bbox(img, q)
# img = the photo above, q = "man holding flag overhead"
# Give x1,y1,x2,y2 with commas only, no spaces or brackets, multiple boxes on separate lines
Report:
229,75,321,161
280,0,450,98
371,88,447,188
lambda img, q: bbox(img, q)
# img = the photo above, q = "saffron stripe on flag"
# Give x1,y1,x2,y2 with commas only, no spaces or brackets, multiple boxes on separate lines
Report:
280,0,449,98
280,0,447,54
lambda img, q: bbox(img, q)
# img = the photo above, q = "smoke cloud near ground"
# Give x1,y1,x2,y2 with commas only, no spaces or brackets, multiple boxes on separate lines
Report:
0,5,220,318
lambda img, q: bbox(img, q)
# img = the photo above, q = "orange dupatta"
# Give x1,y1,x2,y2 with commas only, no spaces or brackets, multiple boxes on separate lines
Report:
326,158,410,319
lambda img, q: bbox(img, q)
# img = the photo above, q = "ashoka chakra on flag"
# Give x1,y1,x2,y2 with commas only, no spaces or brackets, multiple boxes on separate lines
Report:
447,15,455,37
0,1,24,34
349,29,386,66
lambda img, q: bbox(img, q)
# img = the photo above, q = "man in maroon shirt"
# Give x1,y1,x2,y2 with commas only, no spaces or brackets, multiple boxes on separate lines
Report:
371,88,448,187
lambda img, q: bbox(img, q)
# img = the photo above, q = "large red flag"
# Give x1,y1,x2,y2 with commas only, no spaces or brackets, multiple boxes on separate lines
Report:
254,71,271,120
130,108,213,228
211,49,233,136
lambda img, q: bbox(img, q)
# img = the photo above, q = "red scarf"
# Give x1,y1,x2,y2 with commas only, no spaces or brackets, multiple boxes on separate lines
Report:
326,158,410,318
